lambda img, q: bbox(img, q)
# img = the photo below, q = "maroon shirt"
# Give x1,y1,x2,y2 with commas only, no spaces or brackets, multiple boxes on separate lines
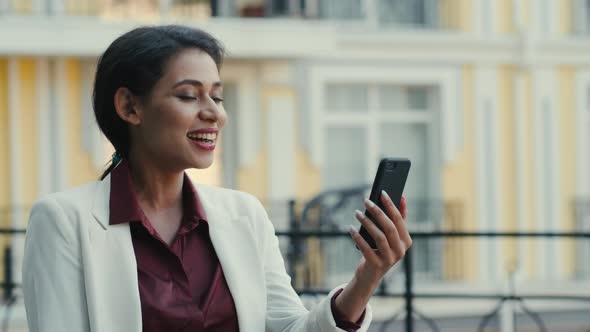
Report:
108,160,364,331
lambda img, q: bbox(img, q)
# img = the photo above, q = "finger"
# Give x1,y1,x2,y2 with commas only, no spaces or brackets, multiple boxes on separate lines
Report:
348,225,381,266
379,192,412,248
364,198,402,253
355,209,395,262
400,196,408,220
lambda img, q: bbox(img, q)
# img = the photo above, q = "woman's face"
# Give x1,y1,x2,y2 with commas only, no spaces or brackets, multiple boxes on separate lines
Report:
130,48,227,172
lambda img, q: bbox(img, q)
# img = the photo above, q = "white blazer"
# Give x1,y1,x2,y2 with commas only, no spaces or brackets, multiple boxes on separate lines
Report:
22,175,373,332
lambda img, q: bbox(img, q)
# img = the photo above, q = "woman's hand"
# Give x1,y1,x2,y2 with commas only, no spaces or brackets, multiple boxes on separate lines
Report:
333,191,411,323
351,191,411,285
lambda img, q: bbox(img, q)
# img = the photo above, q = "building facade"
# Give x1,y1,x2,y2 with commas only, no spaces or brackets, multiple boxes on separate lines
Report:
1,0,590,330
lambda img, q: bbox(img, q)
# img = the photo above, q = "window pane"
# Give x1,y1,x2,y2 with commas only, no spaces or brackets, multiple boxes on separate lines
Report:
323,127,367,190
320,0,364,20
378,85,431,111
380,122,437,276
325,84,369,112
379,123,429,207
378,0,437,27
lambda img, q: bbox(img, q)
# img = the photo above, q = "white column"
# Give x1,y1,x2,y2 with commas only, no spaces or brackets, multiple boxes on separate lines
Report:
363,0,378,28
267,94,296,231
475,66,502,285
49,0,64,15
575,72,590,276
36,58,52,197
80,60,104,170
513,72,528,281
532,68,561,280
8,58,24,283
53,58,68,190
473,0,497,35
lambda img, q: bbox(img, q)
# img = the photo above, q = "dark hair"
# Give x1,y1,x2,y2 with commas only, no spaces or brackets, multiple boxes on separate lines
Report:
93,25,225,180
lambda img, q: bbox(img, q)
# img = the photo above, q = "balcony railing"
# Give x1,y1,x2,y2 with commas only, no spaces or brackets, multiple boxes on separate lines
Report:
284,185,463,290
0,0,460,30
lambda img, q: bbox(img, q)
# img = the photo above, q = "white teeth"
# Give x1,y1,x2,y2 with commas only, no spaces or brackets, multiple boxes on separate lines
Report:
188,132,217,141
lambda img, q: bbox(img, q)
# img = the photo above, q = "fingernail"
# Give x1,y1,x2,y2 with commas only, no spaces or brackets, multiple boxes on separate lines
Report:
365,199,375,208
381,190,390,199
355,210,364,219
348,224,356,234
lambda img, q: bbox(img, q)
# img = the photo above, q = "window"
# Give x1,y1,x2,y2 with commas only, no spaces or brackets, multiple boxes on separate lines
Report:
319,0,364,20
320,82,442,285
378,0,438,28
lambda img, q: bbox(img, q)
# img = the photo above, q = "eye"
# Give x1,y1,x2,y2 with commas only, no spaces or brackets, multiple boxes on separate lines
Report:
177,95,198,101
212,97,224,103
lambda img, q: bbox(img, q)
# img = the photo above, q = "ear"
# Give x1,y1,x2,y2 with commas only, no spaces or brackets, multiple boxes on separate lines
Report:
114,87,142,126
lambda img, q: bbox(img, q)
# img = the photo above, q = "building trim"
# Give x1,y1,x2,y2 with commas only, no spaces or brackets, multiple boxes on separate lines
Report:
54,58,67,190
2,17,590,65
220,64,260,168
575,70,590,276
267,93,296,230
474,66,502,284
308,65,460,168
513,72,528,280
575,71,590,197
8,58,24,284
36,57,51,197
533,68,561,279
8,58,22,224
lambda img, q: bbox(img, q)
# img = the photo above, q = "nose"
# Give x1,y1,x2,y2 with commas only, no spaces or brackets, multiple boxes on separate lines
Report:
198,98,219,123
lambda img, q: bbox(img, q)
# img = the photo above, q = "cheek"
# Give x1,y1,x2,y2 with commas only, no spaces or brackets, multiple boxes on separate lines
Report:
218,106,228,129
144,103,193,141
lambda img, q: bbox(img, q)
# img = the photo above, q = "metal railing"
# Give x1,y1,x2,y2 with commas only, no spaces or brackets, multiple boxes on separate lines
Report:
277,228,590,332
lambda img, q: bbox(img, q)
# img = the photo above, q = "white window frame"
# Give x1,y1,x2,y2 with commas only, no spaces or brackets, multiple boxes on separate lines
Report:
474,66,502,284
309,65,460,168
309,64,460,283
533,68,561,280
575,71,590,277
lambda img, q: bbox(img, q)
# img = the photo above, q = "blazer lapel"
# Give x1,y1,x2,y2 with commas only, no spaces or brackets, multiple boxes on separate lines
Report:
88,178,266,332
197,187,266,332
89,176,143,332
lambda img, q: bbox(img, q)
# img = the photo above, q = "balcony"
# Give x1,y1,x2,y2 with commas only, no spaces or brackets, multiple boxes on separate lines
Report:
0,0,458,30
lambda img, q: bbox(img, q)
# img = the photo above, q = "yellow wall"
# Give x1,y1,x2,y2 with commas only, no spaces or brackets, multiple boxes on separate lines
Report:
444,0,472,32
559,0,573,35
64,59,101,187
497,0,515,33
0,59,9,223
18,59,38,207
10,0,32,13
441,65,477,281
558,67,577,277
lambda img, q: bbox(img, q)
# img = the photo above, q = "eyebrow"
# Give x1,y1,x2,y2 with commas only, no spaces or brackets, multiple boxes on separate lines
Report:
172,79,223,89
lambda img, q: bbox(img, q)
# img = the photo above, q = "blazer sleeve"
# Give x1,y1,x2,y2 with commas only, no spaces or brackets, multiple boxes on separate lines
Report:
250,197,373,332
22,196,91,332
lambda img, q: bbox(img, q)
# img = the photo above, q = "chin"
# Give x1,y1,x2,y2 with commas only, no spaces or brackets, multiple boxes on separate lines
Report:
191,157,214,170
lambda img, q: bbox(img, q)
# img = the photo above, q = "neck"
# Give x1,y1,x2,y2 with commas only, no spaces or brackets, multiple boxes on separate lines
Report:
126,149,184,213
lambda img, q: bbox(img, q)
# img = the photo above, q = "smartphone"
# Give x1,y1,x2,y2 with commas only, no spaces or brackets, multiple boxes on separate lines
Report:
357,158,411,251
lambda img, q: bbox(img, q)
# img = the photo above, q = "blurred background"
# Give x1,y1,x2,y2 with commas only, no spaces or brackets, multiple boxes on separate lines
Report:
1,0,590,331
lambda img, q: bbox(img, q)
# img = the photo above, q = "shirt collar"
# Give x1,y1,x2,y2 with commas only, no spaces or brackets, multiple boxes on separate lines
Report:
109,160,208,226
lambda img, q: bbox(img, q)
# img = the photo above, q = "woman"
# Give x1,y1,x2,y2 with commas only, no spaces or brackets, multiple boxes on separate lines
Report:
22,25,412,332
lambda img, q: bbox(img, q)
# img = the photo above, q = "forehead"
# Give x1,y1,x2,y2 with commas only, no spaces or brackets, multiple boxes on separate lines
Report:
161,48,220,86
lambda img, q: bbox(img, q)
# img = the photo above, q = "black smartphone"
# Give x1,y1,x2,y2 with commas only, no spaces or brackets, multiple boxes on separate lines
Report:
357,158,411,251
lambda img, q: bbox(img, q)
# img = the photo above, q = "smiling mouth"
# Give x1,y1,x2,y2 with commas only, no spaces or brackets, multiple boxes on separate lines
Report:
187,132,217,144
187,131,218,151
